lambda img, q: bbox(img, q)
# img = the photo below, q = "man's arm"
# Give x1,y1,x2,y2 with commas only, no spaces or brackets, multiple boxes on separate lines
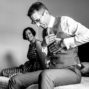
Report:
60,16,89,49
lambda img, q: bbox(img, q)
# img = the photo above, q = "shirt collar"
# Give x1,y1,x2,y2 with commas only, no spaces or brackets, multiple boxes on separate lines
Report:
48,16,55,28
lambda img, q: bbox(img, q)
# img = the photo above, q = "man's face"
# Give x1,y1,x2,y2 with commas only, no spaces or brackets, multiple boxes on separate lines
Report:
31,9,49,29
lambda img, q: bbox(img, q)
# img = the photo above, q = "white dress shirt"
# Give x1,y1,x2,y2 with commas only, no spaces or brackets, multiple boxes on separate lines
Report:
60,16,89,49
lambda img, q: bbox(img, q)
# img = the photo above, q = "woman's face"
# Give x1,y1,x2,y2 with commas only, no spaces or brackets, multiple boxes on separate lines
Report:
25,29,34,41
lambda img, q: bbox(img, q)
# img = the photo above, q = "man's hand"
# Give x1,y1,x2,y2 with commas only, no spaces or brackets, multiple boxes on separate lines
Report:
81,62,89,74
45,34,56,45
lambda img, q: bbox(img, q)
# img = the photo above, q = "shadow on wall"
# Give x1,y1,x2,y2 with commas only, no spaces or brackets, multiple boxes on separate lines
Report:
0,51,19,71
0,41,29,71
4,51,18,68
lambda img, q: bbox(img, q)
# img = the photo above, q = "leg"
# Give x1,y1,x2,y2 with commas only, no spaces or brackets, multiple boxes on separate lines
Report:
8,70,42,89
39,68,81,89
0,66,23,77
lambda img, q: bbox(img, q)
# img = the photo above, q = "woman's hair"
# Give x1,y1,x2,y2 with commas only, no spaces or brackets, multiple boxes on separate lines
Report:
27,2,47,19
23,27,36,40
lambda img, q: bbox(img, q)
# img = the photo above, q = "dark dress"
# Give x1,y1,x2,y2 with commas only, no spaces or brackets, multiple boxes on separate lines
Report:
23,40,42,72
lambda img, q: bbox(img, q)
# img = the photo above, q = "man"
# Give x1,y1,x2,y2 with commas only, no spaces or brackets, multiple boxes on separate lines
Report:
8,2,89,89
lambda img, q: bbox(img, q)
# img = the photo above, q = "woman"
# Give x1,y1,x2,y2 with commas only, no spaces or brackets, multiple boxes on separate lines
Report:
22,27,45,72
1,27,44,77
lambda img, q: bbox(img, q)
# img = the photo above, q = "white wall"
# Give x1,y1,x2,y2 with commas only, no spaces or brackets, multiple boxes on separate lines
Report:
0,0,38,70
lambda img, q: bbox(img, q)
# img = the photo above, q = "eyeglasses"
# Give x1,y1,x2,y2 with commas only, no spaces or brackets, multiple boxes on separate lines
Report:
31,19,40,24
31,10,45,24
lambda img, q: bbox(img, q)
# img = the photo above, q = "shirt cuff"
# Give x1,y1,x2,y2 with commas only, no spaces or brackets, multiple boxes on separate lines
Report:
42,47,48,55
63,37,76,49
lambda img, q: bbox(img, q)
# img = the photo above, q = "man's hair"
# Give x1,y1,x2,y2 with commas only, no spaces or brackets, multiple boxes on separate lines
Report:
27,2,47,19
23,27,36,40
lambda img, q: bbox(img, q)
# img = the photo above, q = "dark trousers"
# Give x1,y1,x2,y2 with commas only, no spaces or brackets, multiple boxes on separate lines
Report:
8,67,81,89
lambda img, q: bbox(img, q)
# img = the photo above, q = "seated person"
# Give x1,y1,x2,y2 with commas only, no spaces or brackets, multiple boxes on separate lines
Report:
7,2,89,89
0,27,44,77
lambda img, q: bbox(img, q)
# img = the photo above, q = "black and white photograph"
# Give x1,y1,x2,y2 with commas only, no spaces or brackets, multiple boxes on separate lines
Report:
0,0,89,89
